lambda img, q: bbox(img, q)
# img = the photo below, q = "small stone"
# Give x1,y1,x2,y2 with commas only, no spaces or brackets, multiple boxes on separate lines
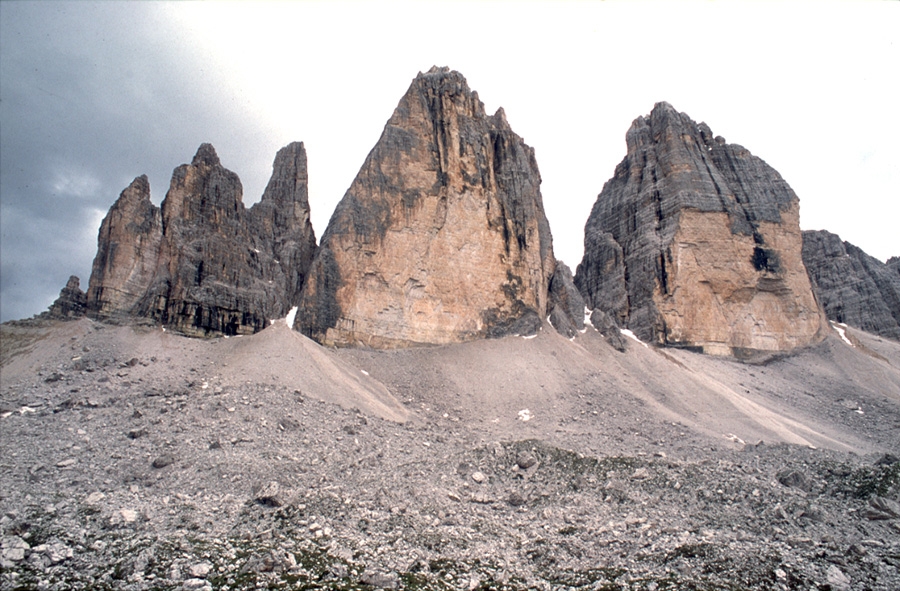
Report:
631,467,650,480
776,469,813,492
151,454,175,469
507,492,527,507
826,564,851,591
119,508,138,523
56,458,76,468
471,471,487,484
867,496,900,520
0,535,30,563
38,541,72,564
127,428,147,439
253,481,283,507
85,491,106,505
515,452,537,470
360,571,399,589
182,578,212,591
189,561,213,578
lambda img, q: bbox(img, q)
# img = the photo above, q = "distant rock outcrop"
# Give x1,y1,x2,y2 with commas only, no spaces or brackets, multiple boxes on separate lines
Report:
86,142,316,336
44,276,86,320
575,102,825,357
802,230,900,340
296,67,562,347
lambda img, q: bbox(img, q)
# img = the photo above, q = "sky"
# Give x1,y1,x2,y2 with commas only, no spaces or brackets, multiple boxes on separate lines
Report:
1,1,897,323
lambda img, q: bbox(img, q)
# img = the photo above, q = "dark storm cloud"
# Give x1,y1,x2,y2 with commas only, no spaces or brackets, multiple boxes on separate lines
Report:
0,2,274,322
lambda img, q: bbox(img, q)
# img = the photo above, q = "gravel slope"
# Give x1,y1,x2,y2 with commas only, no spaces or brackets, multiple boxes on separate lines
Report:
1,318,898,590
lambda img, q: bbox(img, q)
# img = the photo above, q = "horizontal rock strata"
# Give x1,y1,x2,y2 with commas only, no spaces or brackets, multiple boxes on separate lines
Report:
575,102,825,357
802,230,900,340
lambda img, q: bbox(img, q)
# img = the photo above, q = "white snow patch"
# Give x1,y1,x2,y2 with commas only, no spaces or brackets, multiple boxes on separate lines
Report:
360,369,369,376
285,306,298,328
517,409,532,422
581,307,593,333
19,406,36,415
0,411,12,419
724,433,745,445
521,334,537,340
831,322,853,347
620,329,648,348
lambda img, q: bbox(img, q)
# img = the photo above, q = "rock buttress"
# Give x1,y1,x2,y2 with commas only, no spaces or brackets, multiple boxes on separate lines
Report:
575,102,826,357
296,67,557,347
802,230,900,340
85,175,163,322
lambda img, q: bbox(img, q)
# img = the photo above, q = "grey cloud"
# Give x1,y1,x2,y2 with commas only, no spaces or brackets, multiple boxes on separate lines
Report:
0,2,275,321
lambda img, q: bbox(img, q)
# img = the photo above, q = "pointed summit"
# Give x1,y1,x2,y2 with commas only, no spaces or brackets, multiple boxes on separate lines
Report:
191,142,220,167
296,67,560,347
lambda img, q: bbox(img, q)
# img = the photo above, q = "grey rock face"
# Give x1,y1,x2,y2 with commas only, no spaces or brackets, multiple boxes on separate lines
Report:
575,102,824,356
802,230,900,340
43,276,87,320
547,262,585,338
85,143,316,336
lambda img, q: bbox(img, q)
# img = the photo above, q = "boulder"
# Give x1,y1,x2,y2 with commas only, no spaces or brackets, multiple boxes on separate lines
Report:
296,67,559,347
575,102,826,357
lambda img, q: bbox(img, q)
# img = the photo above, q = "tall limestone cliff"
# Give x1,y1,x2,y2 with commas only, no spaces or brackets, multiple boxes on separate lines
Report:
575,102,826,357
802,230,900,340
86,142,316,336
296,67,559,347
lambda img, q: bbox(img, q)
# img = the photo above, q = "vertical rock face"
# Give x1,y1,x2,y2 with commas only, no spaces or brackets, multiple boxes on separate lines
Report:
802,230,900,340
86,143,316,336
249,142,318,306
44,276,87,319
86,175,163,321
575,102,825,357
296,67,557,347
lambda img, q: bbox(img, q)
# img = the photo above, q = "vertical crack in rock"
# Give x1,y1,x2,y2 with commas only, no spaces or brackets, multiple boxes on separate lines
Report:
296,67,561,347
575,102,826,357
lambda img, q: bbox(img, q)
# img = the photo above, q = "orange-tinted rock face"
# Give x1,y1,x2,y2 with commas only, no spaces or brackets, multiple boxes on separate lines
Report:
576,102,826,357
297,67,557,347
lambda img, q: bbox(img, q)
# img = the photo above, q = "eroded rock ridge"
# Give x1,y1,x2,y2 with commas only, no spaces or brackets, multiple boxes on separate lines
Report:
296,67,564,347
575,102,826,357
85,142,316,336
802,230,900,340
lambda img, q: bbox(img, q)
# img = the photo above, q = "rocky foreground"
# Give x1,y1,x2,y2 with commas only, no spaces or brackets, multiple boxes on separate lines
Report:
2,317,899,591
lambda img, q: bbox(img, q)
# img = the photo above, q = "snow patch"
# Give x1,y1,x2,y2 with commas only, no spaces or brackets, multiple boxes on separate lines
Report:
521,334,537,340
831,322,853,347
517,409,532,422
620,329,648,348
581,307,593,333
360,369,369,376
285,306,298,328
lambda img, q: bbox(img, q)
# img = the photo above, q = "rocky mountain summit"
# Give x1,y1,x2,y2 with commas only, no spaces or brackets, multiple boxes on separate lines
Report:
84,142,316,336
575,102,826,359
802,230,900,341
296,67,568,347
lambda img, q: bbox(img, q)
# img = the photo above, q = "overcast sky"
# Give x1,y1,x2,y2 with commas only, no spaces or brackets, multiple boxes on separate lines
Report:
1,1,897,323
